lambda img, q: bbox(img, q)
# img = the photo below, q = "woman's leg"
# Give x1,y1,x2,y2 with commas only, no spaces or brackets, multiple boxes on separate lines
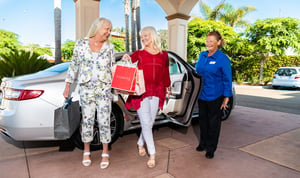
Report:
83,142,90,153
137,98,148,148
206,96,223,156
80,86,96,143
79,84,96,165
137,96,159,168
137,97,159,155
97,100,111,167
197,99,208,150
96,97,111,144
95,84,111,168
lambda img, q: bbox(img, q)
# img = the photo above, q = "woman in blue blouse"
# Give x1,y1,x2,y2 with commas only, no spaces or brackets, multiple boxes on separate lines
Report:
195,31,232,159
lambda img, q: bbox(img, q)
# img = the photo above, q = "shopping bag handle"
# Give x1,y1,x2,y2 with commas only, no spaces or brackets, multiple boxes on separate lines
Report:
63,97,73,109
119,55,139,67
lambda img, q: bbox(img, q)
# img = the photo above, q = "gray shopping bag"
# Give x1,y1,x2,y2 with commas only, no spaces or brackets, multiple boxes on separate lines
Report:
54,98,81,139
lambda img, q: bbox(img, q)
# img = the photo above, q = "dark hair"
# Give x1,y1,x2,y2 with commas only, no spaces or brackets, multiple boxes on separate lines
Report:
207,30,226,48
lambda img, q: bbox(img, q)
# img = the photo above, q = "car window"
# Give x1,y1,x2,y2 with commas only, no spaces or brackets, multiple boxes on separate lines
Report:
168,56,186,75
44,62,70,73
276,68,297,76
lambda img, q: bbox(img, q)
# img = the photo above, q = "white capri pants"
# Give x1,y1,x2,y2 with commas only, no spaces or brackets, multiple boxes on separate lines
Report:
137,96,159,155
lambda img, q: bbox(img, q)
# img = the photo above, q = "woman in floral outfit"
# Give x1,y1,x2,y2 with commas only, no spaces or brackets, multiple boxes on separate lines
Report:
63,17,114,169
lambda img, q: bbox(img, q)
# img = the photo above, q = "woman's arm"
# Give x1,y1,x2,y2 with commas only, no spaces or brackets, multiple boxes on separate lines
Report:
65,40,80,84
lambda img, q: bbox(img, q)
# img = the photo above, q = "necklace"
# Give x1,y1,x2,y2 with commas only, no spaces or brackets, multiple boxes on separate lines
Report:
92,37,102,46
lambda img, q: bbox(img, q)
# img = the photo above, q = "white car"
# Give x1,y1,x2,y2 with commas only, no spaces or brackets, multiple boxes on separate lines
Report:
272,67,300,89
0,52,235,150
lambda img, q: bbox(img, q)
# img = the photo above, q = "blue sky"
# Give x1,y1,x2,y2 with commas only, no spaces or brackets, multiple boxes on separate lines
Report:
0,0,299,47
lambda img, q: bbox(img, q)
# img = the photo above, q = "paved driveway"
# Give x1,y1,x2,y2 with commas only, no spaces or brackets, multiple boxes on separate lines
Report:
235,85,300,115
1,86,300,178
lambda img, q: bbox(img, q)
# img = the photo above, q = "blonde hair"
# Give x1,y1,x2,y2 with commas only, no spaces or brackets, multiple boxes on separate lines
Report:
207,30,226,48
140,26,162,53
86,17,112,39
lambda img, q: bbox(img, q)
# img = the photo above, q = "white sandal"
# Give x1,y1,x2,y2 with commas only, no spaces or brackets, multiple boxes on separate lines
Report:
100,153,110,169
82,152,91,167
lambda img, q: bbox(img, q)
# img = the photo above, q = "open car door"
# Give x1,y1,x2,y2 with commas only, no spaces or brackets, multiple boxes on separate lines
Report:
161,51,202,126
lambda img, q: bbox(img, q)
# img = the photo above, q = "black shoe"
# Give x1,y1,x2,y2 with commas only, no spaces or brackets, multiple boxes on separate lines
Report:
196,145,205,152
205,151,214,159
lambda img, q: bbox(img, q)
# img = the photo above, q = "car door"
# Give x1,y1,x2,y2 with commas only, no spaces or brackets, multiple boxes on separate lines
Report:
161,51,202,126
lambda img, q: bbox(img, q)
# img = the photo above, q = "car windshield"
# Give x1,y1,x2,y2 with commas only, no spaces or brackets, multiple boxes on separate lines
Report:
43,62,70,73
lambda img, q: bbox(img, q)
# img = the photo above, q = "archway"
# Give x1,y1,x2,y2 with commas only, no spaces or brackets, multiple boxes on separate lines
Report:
73,0,198,60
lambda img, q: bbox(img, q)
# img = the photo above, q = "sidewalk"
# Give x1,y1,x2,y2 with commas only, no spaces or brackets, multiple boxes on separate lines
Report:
1,104,300,178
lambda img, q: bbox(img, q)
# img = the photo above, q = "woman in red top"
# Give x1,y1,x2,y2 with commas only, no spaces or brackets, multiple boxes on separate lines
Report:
122,26,171,168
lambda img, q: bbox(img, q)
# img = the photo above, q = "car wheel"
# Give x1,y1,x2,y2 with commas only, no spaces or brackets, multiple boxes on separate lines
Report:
221,96,233,121
70,103,124,151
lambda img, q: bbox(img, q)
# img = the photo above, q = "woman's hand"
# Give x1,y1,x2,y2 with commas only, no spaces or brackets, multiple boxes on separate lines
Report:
167,87,172,97
121,54,131,62
220,97,229,110
63,83,71,99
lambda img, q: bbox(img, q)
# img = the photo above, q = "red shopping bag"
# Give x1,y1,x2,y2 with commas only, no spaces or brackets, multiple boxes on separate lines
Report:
111,64,145,96
111,65,137,92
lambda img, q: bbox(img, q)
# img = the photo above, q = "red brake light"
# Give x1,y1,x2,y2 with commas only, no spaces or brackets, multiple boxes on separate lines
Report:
273,76,276,79
295,76,300,79
3,88,44,100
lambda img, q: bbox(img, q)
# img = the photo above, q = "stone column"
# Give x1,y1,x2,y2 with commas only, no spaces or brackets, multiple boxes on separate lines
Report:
73,0,100,39
166,13,190,60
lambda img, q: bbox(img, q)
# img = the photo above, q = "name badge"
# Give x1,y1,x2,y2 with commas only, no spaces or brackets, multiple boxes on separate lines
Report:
209,61,216,64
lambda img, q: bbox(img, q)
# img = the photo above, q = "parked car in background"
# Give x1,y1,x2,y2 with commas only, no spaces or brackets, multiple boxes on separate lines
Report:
272,67,300,89
0,51,235,150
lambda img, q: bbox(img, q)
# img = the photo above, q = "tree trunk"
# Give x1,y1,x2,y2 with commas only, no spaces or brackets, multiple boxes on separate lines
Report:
136,0,141,49
259,53,269,84
124,0,130,52
131,0,136,52
54,0,61,64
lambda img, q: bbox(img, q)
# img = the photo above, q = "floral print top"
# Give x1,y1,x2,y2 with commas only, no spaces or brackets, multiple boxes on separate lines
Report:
65,37,115,84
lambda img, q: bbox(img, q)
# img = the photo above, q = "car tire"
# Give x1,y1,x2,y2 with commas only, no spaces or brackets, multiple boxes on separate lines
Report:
70,103,124,151
221,96,233,121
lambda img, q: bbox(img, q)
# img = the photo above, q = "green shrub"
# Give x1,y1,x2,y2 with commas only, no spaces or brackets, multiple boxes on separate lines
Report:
234,70,245,84
0,49,52,79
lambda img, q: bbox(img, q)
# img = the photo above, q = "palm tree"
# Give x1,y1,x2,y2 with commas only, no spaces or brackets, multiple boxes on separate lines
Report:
124,0,130,52
131,0,137,52
198,0,226,20
136,0,141,49
198,0,255,28
54,0,61,64
218,4,256,27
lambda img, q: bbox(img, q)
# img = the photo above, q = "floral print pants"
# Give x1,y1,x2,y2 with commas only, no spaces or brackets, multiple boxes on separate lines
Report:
79,81,112,143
